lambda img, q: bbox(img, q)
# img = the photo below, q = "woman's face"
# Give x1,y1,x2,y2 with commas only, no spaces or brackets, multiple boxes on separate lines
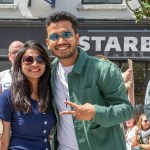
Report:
141,115,150,131
21,49,46,82
126,118,135,128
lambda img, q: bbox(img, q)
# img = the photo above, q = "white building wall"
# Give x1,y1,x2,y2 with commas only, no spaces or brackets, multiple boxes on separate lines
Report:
0,0,137,20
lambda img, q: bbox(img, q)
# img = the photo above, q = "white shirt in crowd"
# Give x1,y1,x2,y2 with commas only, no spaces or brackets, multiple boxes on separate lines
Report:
126,126,137,150
0,69,12,93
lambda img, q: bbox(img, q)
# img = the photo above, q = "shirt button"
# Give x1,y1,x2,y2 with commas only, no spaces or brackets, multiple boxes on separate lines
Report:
43,130,47,134
44,138,47,142
45,148,48,150
44,121,48,125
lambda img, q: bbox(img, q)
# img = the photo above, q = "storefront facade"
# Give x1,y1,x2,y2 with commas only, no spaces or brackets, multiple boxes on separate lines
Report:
0,19,150,104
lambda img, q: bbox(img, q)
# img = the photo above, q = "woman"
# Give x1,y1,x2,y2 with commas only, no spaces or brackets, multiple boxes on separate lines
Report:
0,40,56,150
126,117,137,150
132,114,150,150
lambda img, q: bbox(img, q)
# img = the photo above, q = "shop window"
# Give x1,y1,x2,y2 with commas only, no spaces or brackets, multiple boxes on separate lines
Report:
134,62,146,98
148,62,150,81
0,0,14,4
82,0,122,4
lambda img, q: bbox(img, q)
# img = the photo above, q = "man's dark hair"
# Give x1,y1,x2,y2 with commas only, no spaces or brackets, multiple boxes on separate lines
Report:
46,11,78,34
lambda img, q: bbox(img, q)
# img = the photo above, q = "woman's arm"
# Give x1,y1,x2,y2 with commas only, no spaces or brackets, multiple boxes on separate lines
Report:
132,127,140,146
139,138,150,150
0,120,10,150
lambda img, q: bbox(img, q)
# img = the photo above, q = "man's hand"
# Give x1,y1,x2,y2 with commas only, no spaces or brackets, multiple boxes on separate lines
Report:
60,101,95,121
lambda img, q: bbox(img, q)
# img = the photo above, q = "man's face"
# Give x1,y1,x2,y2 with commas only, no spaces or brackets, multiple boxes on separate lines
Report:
46,20,80,61
8,43,22,65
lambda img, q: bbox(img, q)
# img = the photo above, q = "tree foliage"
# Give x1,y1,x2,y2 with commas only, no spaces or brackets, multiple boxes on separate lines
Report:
125,0,150,24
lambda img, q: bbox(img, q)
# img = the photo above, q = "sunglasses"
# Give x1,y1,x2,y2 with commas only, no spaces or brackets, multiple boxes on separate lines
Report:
143,120,148,123
49,31,73,42
22,55,45,65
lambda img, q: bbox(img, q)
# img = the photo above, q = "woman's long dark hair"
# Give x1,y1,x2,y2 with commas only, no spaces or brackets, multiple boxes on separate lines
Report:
11,40,52,114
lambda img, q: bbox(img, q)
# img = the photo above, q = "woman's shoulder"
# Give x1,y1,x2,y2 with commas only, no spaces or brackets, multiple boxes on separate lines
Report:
0,89,11,97
0,89,11,104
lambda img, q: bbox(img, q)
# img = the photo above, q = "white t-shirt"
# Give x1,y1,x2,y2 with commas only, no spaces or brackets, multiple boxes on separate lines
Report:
54,62,79,150
126,126,137,150
0,69,12,92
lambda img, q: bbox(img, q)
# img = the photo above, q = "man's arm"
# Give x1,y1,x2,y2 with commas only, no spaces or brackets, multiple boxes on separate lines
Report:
91,62,133,127
60,62,133,127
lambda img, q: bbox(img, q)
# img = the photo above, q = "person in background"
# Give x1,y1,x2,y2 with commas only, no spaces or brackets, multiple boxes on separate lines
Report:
132,114,150,150
94,54,109,61
126,116,137,150
0,41,24,93
144,81,150,122
0,40,56,150
46,11,133,150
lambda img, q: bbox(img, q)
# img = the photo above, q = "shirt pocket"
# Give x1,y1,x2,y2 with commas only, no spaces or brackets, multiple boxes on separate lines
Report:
79,86,106,106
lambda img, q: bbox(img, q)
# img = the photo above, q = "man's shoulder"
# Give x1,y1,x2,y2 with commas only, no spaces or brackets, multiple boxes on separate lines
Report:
88,55,114,68
0,69,11,80
0,69,10,75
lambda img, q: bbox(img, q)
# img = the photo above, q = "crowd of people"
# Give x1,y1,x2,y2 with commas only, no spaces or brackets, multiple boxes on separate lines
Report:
125,114,150,150
0,11,149,150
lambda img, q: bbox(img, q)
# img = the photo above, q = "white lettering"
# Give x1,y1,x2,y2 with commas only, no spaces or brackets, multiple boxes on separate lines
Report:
124,37,138,51
79,36,90,51
105,37,121,51
79,35,150,55
91,37,106,51
141,37,150,52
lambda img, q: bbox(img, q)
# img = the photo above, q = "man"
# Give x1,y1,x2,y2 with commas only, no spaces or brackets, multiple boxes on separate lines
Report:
46,11,133,150
0,41,24,93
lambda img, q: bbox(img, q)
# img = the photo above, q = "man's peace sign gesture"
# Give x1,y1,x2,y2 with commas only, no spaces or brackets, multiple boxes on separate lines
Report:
60,101,95,121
